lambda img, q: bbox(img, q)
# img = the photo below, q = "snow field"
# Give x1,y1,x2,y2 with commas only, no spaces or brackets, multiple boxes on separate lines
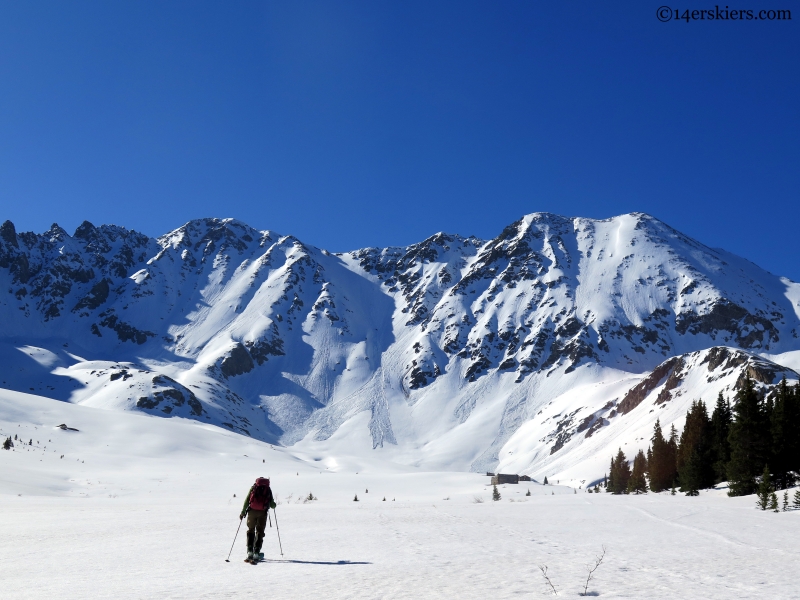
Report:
2,390,800,599
3,487,800,598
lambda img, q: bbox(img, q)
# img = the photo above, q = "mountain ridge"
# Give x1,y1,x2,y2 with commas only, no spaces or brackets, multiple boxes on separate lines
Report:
1,212,799,482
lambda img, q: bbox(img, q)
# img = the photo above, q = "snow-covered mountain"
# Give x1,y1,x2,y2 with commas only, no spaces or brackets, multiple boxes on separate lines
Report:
2,213,799,482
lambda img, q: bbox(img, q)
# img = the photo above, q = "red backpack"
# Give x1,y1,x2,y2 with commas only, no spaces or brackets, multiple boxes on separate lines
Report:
249,477,271,511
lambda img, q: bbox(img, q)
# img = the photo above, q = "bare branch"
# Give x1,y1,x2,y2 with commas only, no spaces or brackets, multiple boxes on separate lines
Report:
581,545,606,596
539,565,559,596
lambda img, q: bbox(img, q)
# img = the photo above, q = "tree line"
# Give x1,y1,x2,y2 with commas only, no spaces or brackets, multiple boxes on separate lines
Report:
606,376,800,497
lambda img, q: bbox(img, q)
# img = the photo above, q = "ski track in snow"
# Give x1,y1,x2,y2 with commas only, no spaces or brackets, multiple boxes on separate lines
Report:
626,504,749,548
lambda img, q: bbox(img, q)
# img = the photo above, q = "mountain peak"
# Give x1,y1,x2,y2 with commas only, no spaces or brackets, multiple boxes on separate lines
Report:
1,212,799,479
0,220,18,248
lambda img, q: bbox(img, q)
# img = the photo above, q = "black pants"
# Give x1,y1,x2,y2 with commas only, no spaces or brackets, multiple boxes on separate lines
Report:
246,509,267,553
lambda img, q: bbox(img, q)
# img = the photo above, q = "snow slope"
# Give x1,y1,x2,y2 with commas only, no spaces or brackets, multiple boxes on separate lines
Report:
1,213,799,479
2,390,800,599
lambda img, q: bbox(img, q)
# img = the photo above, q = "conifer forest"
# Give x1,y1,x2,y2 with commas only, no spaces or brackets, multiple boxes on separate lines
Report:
604,377,800,507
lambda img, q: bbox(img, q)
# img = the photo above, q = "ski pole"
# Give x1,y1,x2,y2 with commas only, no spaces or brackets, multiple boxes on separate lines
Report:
225,518,244,562
272,508,284,556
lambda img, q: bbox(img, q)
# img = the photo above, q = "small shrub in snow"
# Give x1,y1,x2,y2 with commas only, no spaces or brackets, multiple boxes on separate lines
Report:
525,489,531,497
581,546,606,597
793,489,800,510
353,494,359,502
538,565,558,596
539,547,608,597
473,496,484,504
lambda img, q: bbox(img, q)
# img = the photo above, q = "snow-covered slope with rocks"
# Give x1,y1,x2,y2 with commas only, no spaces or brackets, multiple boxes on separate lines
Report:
2,212,799,482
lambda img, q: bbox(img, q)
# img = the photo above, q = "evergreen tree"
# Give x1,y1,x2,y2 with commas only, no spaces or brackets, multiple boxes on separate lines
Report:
647,420,667,492
526,489,531,497
543,476,549,485
609,448,631,494
353,494,359,502
767,377,793,488
756,464,773,510
492,485,501,501
710,392,732,483
648,419,678,492
793,489,800,510
2,437,11,450
627,449,648,494
769,492,779,512
783,491,789,512
791,381,800,475
679,449,704,496
728,377,767,496
668,425,679,486
607,454,617,493
678,400,714,492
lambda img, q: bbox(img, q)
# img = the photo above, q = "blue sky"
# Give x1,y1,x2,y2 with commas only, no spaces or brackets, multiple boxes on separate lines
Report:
1,2,798,277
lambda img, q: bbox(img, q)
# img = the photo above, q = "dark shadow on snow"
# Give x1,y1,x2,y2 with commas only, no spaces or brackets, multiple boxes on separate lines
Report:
263,559,371,565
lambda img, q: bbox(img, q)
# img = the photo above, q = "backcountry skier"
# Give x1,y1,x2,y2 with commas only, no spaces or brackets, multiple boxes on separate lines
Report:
239,477,276,563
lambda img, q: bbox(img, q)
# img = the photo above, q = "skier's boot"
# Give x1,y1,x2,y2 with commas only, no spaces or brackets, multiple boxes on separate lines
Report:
245,530,256,562
257,552,264,561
